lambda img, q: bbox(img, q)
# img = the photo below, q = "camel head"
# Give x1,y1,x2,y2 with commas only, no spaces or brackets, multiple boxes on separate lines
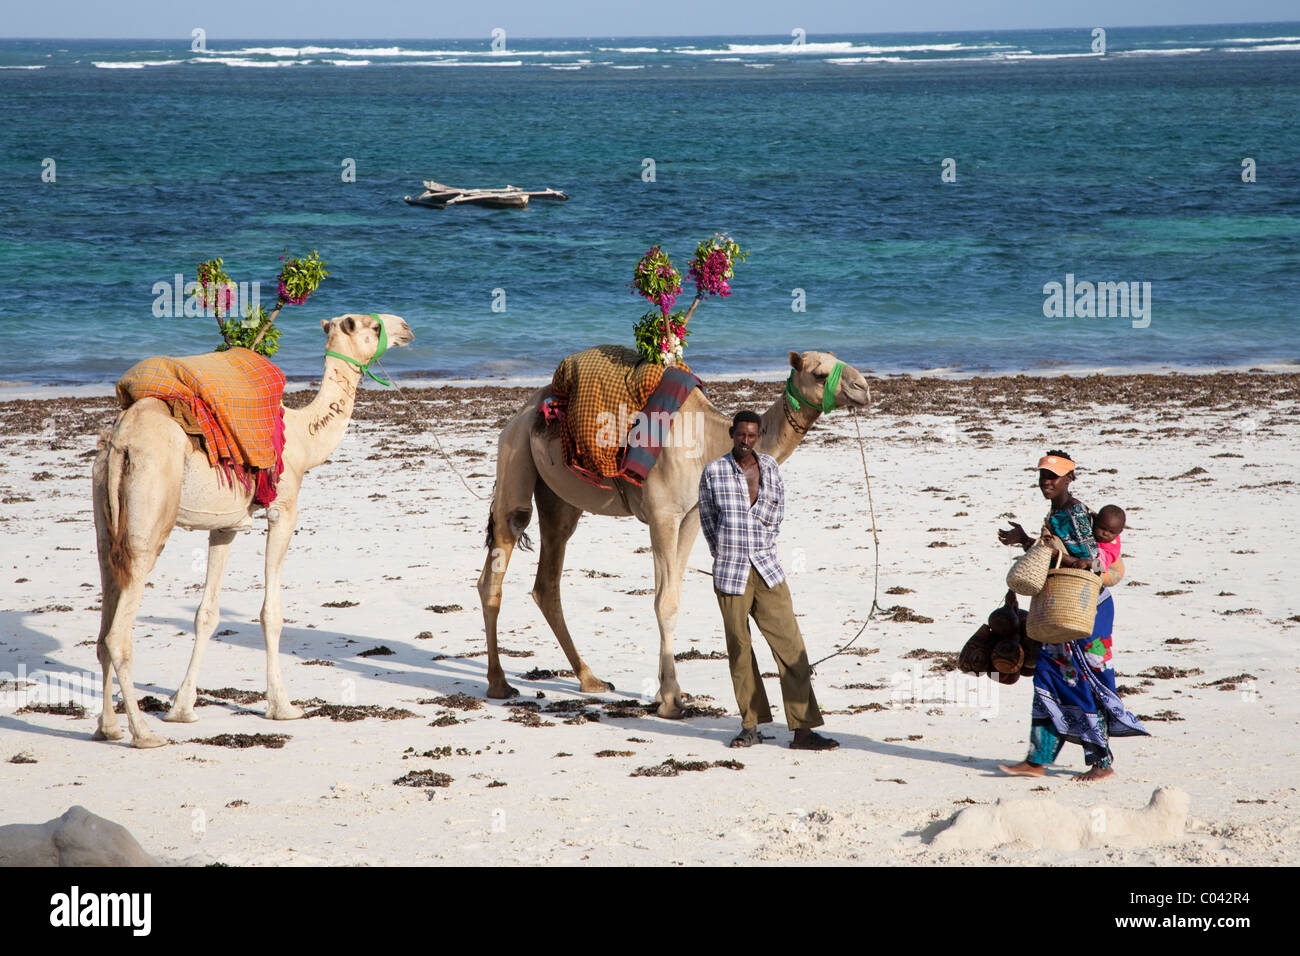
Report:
320,313,414,381
787,350,870,412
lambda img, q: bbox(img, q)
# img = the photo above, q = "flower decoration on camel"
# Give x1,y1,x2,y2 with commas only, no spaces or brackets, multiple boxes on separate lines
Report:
688,233,746,298
631,233,747,365
195,250,329,358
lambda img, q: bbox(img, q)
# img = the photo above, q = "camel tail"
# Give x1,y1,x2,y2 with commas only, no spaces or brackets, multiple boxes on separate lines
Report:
484,499,533,553
103,437,134,588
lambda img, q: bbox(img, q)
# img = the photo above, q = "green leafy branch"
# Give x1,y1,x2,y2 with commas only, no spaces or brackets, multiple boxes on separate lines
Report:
196,250,329,357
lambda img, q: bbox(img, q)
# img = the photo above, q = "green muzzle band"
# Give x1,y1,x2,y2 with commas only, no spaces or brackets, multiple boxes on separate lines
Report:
785,360,845,414
325,313,392,387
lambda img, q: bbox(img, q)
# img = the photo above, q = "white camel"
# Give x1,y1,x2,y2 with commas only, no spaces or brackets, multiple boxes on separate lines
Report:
478,349,870,717
91,313,413,747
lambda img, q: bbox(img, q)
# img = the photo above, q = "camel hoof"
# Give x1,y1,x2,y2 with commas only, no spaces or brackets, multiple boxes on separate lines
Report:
92,727,124,742
162,707,198,723
579,676,615,694
656,701,685,720
267,702,304,721
486,682,520,700
130,733,169,749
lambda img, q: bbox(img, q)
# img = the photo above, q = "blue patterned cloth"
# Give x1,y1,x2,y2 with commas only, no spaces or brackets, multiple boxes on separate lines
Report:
1048,500,1099,562
698,450,785,595
1029,596,1148,766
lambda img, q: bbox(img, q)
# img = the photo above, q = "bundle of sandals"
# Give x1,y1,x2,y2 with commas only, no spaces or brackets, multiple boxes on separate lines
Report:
958,590,1039,685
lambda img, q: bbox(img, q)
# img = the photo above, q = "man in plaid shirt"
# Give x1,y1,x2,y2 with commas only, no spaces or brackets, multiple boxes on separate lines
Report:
698,410,838,750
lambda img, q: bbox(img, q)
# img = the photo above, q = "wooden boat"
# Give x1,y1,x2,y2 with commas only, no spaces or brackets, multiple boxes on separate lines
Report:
499,185,568,201
404,178,568,210
446,190,529,209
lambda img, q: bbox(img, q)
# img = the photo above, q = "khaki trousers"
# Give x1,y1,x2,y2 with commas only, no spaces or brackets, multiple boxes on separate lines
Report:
715,567,824,731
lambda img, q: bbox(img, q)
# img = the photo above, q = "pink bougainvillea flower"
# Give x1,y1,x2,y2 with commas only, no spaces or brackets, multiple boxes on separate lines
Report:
277,278,307,306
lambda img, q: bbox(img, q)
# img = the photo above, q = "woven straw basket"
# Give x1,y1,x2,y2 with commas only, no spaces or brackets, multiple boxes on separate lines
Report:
1026,559,1102,643
1006,537,1056,596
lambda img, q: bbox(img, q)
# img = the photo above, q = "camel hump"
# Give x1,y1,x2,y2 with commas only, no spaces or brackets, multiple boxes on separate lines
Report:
552,345,641,395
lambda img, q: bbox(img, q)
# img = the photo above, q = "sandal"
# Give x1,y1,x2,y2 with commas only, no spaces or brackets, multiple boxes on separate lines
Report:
729,727,764,748
790,730,839,751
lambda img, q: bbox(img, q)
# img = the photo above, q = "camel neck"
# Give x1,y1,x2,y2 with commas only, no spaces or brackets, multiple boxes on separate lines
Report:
290,357,364,469
757,395,818,463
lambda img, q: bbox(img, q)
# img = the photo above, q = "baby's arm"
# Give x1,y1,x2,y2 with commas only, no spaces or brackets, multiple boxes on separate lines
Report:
1098,539,1124,587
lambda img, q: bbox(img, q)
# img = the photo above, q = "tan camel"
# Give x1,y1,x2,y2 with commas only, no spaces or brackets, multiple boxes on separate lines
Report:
90,313,413,747
478,349,870,717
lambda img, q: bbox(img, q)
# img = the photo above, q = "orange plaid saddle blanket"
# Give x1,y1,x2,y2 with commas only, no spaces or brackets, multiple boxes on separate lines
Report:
542,344,699,488
116,347,286,504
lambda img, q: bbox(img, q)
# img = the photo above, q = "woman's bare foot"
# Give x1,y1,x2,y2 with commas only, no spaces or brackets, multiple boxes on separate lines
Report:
998,760,1045,777
1074,765,1116,782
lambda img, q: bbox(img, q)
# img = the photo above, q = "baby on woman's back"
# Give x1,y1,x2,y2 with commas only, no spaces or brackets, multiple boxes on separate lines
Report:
1093,504,1126,583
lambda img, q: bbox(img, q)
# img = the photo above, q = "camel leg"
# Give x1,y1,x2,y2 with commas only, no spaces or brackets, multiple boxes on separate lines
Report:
91,462,125,741
478,515,521,699
261,499,303,720
97,580,169,747
92,434,178,748
165,528,237,723
93,637,121,740
92,576,125,740
478,408,539,700
648,510,691,719
531,482,611,693
659,506,702,714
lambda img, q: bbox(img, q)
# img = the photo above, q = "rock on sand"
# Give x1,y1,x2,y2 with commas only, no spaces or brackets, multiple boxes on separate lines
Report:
0,806,156,866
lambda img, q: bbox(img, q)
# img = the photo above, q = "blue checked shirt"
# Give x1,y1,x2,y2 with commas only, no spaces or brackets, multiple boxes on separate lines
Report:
698,450,786,595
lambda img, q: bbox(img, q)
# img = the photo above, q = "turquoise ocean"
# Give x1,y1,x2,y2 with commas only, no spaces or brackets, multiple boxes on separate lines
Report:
0,24,1297,386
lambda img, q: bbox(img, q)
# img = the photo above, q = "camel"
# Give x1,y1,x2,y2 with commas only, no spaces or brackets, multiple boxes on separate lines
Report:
90,313,413,747
477,349,871,717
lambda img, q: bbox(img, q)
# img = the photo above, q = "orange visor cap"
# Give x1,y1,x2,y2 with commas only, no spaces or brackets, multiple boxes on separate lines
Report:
1038,455,1076,476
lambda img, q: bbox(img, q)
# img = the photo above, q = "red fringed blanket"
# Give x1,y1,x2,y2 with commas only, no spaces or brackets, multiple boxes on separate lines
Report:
116,347,286,504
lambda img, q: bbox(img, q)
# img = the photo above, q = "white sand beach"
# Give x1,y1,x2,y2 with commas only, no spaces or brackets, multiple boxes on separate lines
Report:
1,373,1297,865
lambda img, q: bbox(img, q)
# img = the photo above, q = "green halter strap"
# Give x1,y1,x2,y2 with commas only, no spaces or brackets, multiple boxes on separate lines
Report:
325,313,392,387
785,360,845,414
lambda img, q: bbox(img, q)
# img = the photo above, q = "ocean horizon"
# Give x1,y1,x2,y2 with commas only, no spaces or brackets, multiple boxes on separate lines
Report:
1,23,1297,387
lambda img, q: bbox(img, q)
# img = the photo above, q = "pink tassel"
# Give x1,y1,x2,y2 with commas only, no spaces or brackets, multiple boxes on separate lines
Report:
539,396,567,425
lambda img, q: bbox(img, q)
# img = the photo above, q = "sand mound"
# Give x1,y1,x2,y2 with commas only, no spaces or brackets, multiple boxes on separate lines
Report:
753,807,856,861
931,787,1189,851
0,806,156,866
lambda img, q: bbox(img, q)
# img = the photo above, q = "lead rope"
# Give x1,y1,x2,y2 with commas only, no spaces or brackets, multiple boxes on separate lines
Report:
810,386,884,672
371,356,489,501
